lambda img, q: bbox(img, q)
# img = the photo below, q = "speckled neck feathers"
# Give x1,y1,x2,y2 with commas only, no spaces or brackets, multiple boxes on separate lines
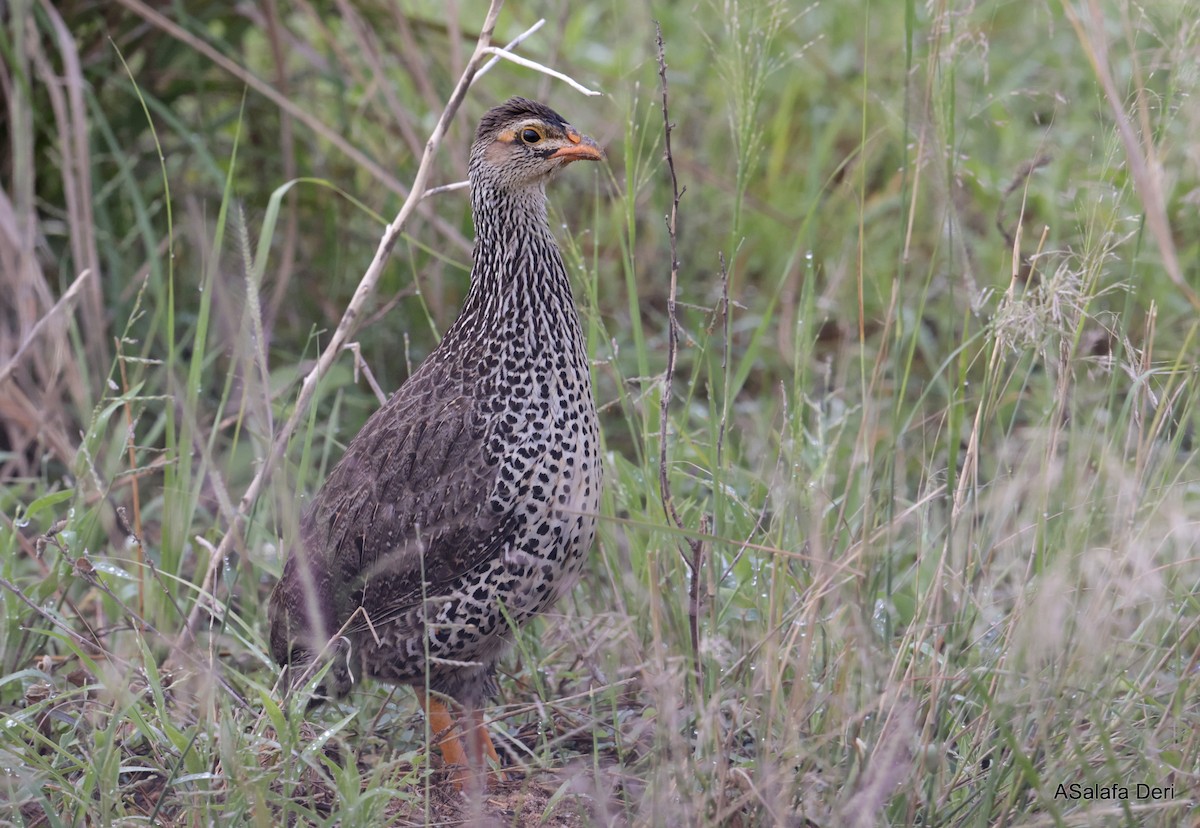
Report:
439,175,581,368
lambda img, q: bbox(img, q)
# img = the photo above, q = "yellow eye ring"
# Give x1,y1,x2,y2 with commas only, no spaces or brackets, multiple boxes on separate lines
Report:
521,128,542,144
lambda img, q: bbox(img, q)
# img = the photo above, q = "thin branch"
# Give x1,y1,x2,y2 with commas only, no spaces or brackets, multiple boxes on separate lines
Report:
0,268,93,386
995,153,1051,285
423,180,471,198
479,46,602,95
173,0,507,655
345,342,388,406
475,18,547,80
654,22,704,689
655,23,685,533
115,341,145,618
37,0,107,374
0,574,103,654
715,251,731,467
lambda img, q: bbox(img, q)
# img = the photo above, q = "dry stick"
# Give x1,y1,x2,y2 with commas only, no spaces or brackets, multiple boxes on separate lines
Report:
0,575,105,655
115,341,146,618
994,153,1051,284
279,603,382,699
0,268,93,386
480,47,602,96
477,19,547,77
38,0,107,373
653,24,685,557
173,0,506,656
654,23,705,689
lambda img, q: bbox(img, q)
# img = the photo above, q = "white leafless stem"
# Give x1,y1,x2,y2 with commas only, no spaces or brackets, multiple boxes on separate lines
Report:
480,46,602,96
474,18,546,81
423,180,471,199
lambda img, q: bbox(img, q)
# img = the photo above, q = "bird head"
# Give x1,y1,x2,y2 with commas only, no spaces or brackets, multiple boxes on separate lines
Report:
469,97,604,191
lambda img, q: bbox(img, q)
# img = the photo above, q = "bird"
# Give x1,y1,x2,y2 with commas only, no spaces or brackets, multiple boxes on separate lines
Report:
268,97,604,787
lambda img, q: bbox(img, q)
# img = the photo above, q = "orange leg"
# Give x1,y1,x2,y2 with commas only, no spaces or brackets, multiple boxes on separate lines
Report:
415,689,469,770
415,690,505,790
466,707,505,780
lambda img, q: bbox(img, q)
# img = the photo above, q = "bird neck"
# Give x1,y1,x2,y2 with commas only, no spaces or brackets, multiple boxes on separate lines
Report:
449,179,580,343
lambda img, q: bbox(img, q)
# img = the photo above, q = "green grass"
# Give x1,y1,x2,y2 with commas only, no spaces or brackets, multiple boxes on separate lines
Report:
2,0,1198,825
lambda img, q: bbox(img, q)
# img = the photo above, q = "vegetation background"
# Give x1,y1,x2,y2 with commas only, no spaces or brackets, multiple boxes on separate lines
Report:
1,0,1197,825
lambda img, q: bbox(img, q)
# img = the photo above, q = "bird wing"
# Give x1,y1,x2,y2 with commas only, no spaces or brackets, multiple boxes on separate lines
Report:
298,356,507,633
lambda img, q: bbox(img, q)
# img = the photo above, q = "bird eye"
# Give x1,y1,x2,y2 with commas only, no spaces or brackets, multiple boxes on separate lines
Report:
521,128,542,144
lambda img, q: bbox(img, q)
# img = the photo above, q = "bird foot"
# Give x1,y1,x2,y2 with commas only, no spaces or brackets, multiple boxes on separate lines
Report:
448,763,507,792
417,689,505,791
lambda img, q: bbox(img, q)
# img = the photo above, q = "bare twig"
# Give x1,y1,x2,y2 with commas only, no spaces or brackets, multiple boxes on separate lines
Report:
0,574,105,655
715,252,731,466
37,0,107,374
345,342,388,406
423,180,472,198
0,268,93,386
114,340,146,618
407,21,555,202
654,22,705,688
654,22,685,539
480,46,602,95
475,19,547,80
995,153,1051,284
173,0,508,655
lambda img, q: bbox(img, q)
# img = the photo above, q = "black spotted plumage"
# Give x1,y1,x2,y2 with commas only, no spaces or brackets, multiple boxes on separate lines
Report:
268,99,603,732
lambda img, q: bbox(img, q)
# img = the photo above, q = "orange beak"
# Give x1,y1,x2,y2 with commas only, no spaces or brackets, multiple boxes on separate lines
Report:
551,129,604,163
